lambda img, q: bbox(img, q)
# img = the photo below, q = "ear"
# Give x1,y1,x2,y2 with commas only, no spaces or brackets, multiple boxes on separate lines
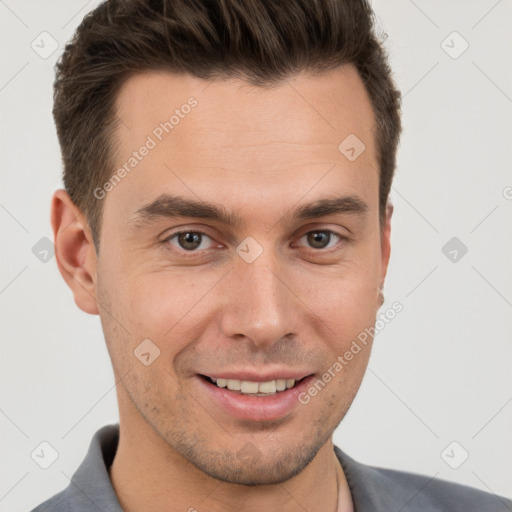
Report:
51,189,99,315
379,202,393,290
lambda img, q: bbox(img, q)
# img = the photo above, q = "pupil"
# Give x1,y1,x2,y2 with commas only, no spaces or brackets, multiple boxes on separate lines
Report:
179,232,201,250
308,231,329,249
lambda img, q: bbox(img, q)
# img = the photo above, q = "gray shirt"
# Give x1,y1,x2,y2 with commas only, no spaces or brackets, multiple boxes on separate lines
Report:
31,424,511,511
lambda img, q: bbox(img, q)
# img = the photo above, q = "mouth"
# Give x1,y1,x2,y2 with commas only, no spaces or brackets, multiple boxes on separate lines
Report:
199,374,306,396
196,373,316,422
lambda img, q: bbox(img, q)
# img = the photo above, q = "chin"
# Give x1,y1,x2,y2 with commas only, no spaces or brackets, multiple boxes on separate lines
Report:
168,427,330,486
190,450,317,486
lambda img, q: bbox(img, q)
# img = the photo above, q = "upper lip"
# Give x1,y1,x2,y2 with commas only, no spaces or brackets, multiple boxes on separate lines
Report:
200,370,314,382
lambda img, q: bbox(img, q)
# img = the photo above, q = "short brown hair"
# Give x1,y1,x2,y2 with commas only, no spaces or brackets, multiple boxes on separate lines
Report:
53,0,401,247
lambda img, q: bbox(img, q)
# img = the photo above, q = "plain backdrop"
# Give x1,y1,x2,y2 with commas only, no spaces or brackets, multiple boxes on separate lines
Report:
1,1,511,510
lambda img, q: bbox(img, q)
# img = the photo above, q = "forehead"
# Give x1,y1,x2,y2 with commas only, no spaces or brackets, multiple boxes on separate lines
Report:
114,65,376,151
107,66,378,223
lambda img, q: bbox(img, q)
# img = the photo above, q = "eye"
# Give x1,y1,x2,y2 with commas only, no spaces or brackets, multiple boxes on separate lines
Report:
164,230,215,252
296,229,343,250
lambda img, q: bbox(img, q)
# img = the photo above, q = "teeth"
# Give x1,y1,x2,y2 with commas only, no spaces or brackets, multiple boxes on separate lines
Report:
276,379,286,391
258,380,276,393
210,377,297,394
227,379,241,391
241,381,259,393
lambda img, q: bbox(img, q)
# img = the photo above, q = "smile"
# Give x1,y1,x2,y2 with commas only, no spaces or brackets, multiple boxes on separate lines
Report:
202,376,302,396
197,373,315,421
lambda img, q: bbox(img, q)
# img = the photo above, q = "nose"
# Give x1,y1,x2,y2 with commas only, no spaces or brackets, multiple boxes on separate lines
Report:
219,248,301,349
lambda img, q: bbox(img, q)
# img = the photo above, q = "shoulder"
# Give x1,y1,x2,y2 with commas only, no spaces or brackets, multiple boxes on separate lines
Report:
371,465,510,511
334,446,512,512
29,424,122,512
30,490,79,512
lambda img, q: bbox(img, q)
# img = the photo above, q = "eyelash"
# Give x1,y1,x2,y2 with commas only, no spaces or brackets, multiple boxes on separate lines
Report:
161,228,347,258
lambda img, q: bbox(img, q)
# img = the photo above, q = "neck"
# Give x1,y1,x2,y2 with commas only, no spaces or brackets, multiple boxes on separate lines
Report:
108,412,353,512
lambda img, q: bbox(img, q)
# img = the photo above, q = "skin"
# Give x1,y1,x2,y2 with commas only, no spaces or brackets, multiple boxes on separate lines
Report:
52,64,392,512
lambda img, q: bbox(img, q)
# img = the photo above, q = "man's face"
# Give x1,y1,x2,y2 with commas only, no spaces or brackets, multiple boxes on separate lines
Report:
94,65,390,484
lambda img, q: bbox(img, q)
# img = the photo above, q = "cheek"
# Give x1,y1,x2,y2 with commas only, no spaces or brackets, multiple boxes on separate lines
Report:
296,259,381,324
122,270,220,340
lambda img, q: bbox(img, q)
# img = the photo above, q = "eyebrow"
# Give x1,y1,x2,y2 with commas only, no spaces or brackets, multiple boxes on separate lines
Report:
131,193,368,228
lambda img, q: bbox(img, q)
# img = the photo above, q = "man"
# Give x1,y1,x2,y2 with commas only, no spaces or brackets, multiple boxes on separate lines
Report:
32,0,511,511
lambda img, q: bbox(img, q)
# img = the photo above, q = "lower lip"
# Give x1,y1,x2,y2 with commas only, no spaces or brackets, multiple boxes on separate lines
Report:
197,375,315,422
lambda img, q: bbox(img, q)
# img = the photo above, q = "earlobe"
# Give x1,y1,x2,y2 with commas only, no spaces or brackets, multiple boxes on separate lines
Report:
51,189,99,315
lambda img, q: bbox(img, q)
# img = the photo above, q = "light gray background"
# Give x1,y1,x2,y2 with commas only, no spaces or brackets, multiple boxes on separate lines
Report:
1,1,511,510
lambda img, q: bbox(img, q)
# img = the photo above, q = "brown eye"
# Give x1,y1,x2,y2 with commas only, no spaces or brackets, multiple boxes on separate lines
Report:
178,232,202,250
165,231,214,251
295,230,343,250
307,231,330,249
